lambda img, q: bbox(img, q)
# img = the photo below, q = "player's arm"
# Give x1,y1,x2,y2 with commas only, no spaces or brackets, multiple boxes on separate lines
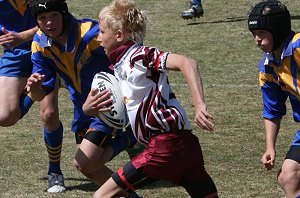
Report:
0,26,38,49
166,53,214,132
261,118,281,170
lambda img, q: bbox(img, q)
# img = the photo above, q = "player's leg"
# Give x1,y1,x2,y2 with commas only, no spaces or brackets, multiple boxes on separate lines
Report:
181,0,204,20
74,124,142,197
94,161,156,198
73,127,137,185
94,177,126,198
0,49,33,126
0,76,27,126
179,177,219,198
40,79,65,193
177,132,218,198
74,131,114,185
277,145,300,197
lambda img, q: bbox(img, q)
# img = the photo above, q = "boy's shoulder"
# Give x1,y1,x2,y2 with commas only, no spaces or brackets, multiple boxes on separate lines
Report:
292,32,300,43
78,18,98,25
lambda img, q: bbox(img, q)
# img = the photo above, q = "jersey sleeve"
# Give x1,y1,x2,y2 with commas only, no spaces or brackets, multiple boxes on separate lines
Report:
31,40,56,93
132,46,169,74
292,33,300,69
259,71,288,119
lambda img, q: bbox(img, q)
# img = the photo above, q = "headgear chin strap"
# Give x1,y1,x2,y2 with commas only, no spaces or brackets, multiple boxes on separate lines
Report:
248,0,291,52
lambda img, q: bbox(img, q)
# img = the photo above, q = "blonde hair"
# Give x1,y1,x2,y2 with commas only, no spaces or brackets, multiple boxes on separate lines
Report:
99,0,148,44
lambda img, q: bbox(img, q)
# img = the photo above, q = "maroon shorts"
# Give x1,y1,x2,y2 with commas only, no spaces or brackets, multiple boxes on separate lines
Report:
131,131,210,184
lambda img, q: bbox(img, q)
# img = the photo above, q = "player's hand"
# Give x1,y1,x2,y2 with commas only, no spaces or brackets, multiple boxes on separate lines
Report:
194,103,214,132
261,149,276,170
26,73,46,101
82,88,113,117
26,73,45,92
0,27,23,49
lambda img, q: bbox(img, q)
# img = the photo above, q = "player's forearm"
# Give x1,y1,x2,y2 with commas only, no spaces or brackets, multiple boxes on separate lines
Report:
182,57,206,107
19,26,38,42
264,118,281,150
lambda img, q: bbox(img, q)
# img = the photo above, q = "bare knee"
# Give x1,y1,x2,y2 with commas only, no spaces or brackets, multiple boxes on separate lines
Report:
40,107,55,122
0,110,20,126
278,170,296,187
40,107,60,129
277,167,300,196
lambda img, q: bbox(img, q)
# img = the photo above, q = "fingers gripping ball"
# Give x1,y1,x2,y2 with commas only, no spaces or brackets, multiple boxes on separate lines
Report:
91,72,129,129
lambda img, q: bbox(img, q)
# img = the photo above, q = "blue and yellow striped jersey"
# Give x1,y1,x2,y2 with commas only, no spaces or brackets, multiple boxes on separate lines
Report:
258,31,300,122
31,14,111,130
0,0,36,48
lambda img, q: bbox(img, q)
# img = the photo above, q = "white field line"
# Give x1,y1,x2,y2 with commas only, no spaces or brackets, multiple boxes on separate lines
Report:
170,83,258,88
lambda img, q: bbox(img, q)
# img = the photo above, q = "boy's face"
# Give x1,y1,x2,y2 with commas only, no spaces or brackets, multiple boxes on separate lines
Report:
36,11,63,39
97,21,121,56
251,30,273,53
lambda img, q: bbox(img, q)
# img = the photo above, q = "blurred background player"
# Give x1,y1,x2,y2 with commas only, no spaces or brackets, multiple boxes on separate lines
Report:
248,0,300,197
0,0,65,193
181,0,204,20
27,0,141,197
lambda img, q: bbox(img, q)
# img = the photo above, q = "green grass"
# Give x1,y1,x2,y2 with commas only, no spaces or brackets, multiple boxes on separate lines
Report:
1,0,300,197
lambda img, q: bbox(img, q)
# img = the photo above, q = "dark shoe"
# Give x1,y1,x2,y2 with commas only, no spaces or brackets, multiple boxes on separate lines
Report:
47,173,66,193
181,4,204,19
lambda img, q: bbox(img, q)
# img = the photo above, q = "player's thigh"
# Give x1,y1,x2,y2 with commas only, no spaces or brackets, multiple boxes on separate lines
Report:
75,138,113,169
0,76,27,114
282,145,300,175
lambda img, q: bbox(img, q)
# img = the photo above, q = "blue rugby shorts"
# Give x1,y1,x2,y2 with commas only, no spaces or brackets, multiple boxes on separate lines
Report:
0,47,32,77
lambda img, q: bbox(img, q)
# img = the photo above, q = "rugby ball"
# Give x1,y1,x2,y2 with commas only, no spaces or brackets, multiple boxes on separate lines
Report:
91,72,129,129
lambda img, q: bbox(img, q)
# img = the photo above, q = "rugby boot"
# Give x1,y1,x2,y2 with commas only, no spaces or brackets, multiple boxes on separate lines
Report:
181,4,204,19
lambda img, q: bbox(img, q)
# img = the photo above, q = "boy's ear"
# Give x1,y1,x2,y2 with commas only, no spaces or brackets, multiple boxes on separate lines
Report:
116,30,125,42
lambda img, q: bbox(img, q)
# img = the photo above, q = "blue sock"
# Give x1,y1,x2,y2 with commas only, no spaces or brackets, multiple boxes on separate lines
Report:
44,122,63,175
19,91,34,118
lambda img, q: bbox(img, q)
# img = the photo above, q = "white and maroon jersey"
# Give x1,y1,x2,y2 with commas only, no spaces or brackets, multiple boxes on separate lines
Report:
111,42,192,145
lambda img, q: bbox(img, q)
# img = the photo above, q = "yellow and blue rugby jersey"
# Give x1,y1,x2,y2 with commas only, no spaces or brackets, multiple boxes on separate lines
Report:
31,14,111,109
0,0,36,47
258,31,300,122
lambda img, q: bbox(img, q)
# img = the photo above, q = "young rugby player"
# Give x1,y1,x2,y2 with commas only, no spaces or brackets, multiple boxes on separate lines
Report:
27,0,141,197
83,0,219,197
0,0,65,193
248,0,300,197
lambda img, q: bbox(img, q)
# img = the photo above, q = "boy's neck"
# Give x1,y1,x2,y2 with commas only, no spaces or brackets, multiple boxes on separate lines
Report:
272,43,284,61
54,31,68,46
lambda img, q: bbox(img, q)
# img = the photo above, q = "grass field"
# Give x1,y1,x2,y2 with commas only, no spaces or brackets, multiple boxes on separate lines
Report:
1,0,300,197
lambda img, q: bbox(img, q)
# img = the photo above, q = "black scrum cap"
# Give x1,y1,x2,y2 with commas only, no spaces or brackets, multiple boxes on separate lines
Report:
28,0,68,19
248,0,291,51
